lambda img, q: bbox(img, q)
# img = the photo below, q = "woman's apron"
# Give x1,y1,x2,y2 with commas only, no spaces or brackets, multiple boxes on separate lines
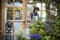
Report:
32,13,39,21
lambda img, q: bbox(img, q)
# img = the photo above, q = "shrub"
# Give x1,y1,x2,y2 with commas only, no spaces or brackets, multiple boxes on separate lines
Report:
15,29,29,40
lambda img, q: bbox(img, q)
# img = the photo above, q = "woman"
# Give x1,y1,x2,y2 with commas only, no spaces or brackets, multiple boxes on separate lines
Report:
31,7,39,21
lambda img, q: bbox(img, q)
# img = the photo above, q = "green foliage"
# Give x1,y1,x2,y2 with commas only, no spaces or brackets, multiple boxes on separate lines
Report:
43,36,50,40
30,19,55,40
30,0,60,40
30,19,46,36
30,19,56,40
15,30,29,40
52,3,60,40
53,16,60,37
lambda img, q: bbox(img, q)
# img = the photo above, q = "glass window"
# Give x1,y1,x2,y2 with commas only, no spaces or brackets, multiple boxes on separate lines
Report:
14,8,22,20
14,22,22,40
26,0,34,21
5,35,13,40
36,3,46,22
42,11,46,18
5,0,13,4
42,3,46,10
5,21,13,34
15,0,23,3
4,0,23,40
7,8,13,20
42,19,46,22
36,3,41,10
14,22,22,34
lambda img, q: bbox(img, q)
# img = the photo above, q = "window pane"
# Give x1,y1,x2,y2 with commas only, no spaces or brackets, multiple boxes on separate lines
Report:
7,8,13,20
26,4,33,21
42,3,46,10
5,0,13,4
13,0,23,20
14,22,22,40
42,11,46,18
36,3,41,10
42,19,46,22
4,7,13,20
5,0,13,7
14,8,22,20
26,0,33,36
15,0,23,3
14,0,23,7
5,21,13,34
5,35,12,40
14,22,22,34
36,3,46,10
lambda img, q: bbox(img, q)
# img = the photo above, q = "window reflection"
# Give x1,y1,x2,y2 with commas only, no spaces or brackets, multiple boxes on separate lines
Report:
5,21,13,34
42,3,46,10
36,3,46,22
14,9,22,20
4,0,23,40
7,8,13,20
5,0,13,4
42,11,46,18
36,3,41,10
5,35,12,40
14,22,22,40
14,22,22,33
15,0,23,3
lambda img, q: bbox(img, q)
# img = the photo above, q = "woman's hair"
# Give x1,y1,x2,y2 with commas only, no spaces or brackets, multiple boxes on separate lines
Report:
33,7,39,12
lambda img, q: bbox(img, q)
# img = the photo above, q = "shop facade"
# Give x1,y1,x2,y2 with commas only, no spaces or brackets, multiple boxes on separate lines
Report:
0,0,57,40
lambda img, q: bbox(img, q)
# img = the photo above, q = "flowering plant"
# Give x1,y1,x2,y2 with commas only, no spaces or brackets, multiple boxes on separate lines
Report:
30,33,42,40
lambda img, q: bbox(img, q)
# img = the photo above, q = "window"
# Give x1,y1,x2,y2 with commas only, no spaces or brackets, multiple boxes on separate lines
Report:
4,0,23,40
5,21,13,34
5,35,13,40
36,3,46,22
14,9,22,20
7,8,13,20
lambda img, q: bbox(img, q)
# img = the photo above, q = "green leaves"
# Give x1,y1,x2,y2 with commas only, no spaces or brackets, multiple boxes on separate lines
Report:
15,30,29,40
30,19,46,36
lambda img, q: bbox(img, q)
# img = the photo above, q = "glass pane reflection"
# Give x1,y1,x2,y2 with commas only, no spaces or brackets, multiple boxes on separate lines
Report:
14,22,22,33
5,35,12,40
14,9,22,20
7,8,13,20
5,0,13,4
5,21,13,34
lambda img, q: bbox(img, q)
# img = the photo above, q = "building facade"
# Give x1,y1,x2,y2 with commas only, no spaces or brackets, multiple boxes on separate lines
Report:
0,0,57,40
